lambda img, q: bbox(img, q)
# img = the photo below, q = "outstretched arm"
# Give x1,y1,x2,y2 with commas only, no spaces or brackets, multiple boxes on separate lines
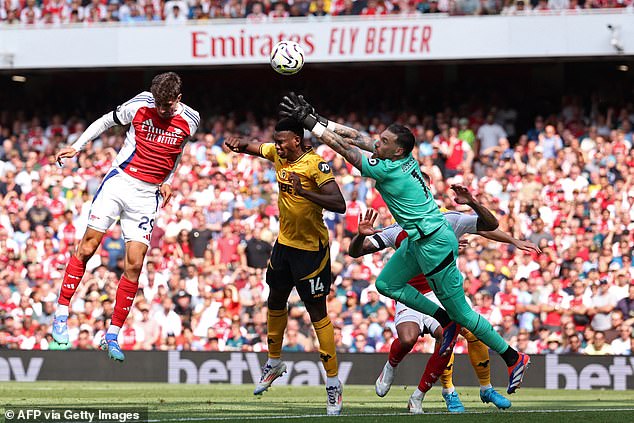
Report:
331,123,376,153
349,209,383,258
56,112,118,166
477,228,542,254
318,129,365,171
279,93,364,170
225,137,266,157
292,94,376,153
451,184,499,231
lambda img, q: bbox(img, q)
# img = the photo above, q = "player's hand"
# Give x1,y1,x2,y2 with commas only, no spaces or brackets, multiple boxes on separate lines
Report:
451,184,475,205
288,172,304,195
279,92,310,122
357,208,382,237
513,239,541,254
55,147,78,167
160,184,173,208
225,137,247,153
297,95,316,116
458,238,469,254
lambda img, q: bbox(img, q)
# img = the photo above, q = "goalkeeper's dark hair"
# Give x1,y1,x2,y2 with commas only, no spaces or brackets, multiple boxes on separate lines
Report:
275,118,304,139
387,124,415,156
151,72,182,104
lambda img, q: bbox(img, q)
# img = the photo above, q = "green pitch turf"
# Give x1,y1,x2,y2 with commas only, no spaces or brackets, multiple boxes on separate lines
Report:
1,382,634,422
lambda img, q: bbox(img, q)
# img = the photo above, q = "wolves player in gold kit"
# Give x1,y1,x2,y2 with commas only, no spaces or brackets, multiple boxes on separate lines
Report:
226,118,346,415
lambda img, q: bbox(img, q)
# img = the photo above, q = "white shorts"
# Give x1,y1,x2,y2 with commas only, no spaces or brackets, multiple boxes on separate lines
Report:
88,169,161,246
394,291,443,336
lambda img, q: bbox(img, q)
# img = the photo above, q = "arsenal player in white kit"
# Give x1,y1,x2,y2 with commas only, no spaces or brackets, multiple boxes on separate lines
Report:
52,72,199,361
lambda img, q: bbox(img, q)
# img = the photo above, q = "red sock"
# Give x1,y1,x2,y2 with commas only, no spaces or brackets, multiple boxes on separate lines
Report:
58,256,86,306
111,276,139,327
418,345,452,393
389,338,413,367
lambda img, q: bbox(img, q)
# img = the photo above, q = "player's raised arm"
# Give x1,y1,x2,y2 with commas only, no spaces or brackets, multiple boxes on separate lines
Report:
279,93,364,170
451,184,499,232
225,136,267,157
477,229,542,254
349,209,383,258
55,111,118,166
296,95,376,153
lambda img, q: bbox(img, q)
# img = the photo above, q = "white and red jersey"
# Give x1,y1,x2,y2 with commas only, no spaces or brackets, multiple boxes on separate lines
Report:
111,92,199,185
368,211,478,295
494,291,517,318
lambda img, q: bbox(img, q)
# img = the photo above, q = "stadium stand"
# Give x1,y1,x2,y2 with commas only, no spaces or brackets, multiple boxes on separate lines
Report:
1,0,633,25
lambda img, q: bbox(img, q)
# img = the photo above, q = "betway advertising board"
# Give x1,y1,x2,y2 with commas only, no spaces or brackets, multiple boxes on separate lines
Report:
0,13,632,70
1,351,633,390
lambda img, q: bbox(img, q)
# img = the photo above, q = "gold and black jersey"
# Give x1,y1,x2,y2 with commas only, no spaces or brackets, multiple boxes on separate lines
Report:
260,144,335,251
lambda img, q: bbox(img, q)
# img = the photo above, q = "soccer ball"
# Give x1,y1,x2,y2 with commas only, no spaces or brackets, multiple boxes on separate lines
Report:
270,40,305,75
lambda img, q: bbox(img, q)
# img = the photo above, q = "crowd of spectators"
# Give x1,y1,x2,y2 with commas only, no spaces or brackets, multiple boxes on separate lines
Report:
0,90,633,357
1,0,633,26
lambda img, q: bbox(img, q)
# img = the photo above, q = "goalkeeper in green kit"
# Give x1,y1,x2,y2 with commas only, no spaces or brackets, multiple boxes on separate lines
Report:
279,93,530,395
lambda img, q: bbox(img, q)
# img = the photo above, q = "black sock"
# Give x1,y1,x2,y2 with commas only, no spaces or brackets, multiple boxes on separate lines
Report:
432,308,451,327
501,346,520,367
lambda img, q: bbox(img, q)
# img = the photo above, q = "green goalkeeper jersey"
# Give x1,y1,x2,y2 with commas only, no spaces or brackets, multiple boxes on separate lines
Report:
361,154,446,241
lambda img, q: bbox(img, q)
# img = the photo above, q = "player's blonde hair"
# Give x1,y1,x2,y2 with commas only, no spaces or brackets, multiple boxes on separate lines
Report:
151,72,181,104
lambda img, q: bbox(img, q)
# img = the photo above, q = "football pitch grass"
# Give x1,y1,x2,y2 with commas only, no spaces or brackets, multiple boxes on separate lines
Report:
2,382,634,423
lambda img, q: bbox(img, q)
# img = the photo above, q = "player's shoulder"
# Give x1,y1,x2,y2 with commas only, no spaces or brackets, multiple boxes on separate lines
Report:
383,222,403,232
122,91,155,107
180,102,200,126
441,210,464,218
306,149,331,167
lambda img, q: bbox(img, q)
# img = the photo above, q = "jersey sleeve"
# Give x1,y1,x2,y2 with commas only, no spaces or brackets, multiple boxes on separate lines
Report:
443,211,478,239
113,91,153,125
368,223,402,250
259,143,277,162
361,156,388,182
182,104,200,136
311,158,335,187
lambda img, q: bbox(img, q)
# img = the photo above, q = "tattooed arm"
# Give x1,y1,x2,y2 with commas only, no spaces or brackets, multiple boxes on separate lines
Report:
318,128,364,171
330,123,376,153
279,92,365,170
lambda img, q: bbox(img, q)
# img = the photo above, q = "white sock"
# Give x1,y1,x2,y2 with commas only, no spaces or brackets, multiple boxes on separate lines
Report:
326,376,339,388
266,358,282,367
56,305,69,317
106,325,121,336
412,388,425,399
442,387,455,395
386,362,395,370
480,384,493,392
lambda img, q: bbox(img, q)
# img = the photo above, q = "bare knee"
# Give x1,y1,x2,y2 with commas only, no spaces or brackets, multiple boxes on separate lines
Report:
397,323,420,348
75,230,103,262
123,242,148,280
306,301,327,322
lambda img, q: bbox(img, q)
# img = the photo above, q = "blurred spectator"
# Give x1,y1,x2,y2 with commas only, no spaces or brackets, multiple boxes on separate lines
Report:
584,330,613,355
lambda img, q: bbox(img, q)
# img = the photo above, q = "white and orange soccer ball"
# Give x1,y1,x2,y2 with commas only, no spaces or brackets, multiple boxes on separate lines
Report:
270,40,305,75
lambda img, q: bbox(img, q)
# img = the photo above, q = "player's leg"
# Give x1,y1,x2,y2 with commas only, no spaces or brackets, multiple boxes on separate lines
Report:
409,317,463,414
100,240,148,362
462,329,511,409
53,170,121,345
53,228,106,345
294,245,342,416
100,183,155,362
255,242,294,395
377,237,459,356
375,239,450,325
376,304,423,397
414,226,530,394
